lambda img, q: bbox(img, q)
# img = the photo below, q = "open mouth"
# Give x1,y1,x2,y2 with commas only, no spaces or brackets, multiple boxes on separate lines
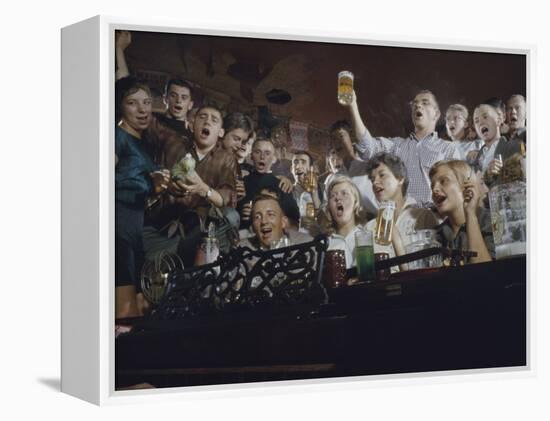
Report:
449,125,456,132
136,116,148,124
433,194,447,207
511,117,518,123
201,127,211,137
415,111,423,118
480,127,489,135
174,105,183,111
336,204,344,217
260,226,273,239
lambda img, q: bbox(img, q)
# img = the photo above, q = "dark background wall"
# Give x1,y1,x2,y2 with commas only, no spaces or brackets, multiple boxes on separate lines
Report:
122,30,526,138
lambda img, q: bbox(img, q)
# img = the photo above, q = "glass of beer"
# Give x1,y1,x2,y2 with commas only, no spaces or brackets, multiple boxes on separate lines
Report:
355,229,376,283
337,71,354,105
374,201,396,246
323,249,347,288
305,202,316,219
305,167,317,193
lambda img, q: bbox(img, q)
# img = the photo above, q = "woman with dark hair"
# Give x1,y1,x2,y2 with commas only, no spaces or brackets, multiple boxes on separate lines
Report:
365,152,439,268
115,77,170,318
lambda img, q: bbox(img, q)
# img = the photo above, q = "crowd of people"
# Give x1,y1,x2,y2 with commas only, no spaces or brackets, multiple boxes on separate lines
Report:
114,31,527,318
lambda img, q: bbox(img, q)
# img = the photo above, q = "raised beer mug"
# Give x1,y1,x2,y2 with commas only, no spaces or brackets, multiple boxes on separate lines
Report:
337,71,354,105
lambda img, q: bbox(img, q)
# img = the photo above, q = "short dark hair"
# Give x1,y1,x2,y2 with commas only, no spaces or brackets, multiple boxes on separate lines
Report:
329,120,352,134
483,97,505,113
255,188,300,227
252,136,275,151
115,76,151,119
164,78,194,99
365,152,409,196
414,90,440,112
292,149,314,166
506,94,526,106
196,103,224,120
253,192,282,210
223,112,254,138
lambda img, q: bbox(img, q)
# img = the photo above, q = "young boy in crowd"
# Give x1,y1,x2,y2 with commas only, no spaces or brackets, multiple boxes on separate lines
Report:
445,104,482,162
238,138,298,229
220,112,255,173
505,94,527,144
291,150,322,217
483,97,509,137
430,160,494,264
143,104,240,268
365,153,439,265
220,112,255,201
472,103,521,187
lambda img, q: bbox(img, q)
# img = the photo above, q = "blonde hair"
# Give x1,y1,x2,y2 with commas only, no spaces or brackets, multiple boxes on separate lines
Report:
446,103,469,120
429,159,474,187
324,176,363,228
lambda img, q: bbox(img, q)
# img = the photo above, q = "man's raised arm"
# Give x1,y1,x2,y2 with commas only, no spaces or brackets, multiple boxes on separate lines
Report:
340,90,392,160
115,31,131,81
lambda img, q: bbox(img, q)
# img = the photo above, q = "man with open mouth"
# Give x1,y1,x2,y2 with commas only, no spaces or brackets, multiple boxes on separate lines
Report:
341,88,460,206
505,94,527,145
239,194,312,251
445,104,483,162
140,104,240,270
471,103,522,187
237,138,299,231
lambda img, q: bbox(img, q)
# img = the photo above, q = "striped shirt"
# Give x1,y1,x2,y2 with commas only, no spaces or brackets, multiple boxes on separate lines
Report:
355,130,460,205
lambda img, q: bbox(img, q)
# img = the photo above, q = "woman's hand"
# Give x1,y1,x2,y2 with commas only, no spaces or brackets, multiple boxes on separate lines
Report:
463,180,480,215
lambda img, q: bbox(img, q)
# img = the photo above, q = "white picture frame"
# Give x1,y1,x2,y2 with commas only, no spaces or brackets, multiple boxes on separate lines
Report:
61,15,532,405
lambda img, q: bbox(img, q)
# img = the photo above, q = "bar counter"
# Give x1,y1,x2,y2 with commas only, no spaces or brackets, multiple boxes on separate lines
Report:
116,255,527,389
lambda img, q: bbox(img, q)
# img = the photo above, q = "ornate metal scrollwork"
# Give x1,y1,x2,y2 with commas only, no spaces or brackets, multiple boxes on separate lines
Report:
151,236,328,321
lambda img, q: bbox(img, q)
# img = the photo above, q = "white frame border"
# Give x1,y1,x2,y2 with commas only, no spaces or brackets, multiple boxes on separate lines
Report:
63,14,535,405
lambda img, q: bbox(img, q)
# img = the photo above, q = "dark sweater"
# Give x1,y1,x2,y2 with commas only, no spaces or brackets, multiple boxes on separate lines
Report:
238,171,300,228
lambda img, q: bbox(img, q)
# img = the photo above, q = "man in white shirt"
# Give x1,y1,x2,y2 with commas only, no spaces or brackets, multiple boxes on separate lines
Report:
341,89,460,206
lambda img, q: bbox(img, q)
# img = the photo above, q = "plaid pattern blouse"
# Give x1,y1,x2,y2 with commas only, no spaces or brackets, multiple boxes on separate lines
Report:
355,130,460,205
